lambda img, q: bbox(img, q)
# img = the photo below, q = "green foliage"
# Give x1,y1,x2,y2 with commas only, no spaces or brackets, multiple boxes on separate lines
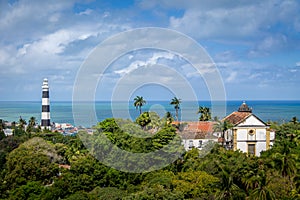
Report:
170,97,181,121
89,186,127,200
124,184,184,200
0,117,299,199
0,130,5,141
9,181,44,200
133,96,146,114
136,112,151,129
3,137,60,189
198,106,212,121
95,118,177,153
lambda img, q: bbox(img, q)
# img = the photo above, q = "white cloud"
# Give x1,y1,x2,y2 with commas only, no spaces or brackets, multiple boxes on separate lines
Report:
225,71,237,83
114,52,174,75
296,62,300,67
78,9,93,16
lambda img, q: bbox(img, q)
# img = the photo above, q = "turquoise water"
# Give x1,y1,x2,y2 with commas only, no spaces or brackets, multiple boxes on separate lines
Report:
0,101,299,127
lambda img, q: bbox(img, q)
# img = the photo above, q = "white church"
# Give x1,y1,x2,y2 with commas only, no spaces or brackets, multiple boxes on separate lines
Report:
223,102,275,156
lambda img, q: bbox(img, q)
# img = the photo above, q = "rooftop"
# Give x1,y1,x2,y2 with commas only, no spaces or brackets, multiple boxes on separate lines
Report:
238,101,252,113
223,111,252,125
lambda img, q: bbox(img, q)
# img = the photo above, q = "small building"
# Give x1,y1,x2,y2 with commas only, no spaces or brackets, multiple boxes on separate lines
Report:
4,128,13,136
223,102,275,156
180,121,218,151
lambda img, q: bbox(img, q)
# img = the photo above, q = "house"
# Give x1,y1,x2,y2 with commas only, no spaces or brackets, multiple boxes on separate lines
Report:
180,121,218,151
4,128,13,136
223,102,275,156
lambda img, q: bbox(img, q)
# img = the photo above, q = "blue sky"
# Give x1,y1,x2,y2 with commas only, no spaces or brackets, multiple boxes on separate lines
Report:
0,0,299,101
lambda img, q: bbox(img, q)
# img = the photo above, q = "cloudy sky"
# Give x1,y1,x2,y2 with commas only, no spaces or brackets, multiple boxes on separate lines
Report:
0,0,300,101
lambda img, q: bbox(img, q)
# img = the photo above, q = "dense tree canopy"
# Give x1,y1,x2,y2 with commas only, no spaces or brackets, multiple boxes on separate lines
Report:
0,116,299,199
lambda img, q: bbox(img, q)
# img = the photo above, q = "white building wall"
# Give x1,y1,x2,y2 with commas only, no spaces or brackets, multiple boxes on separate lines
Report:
270,131,275,140
256,129,266,140
182,139,218,151
256,142,266,156
236,129,247,140
237,142,247,153
237,116,265,126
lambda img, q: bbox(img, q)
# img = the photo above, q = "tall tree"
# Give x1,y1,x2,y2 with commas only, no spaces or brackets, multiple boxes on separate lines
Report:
170,97,181,122
18,116,27,131
164,111,174,125
26,117,36,133
198,106,212,121
248,170,276,200
214,120,233,147
290,116,298,124
133,96,146,115
0,119,5,140
0,119,5,131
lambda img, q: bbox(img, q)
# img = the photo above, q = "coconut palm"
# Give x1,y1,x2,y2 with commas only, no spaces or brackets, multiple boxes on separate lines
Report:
164,111,174,125
214,120,233,147
198,106,212,121
18,116,27,131
133,96,146,115
27,116,36,133
271,141,297,178
248,170,276,200
290,116,298,124
170,97,181,122
28,117,36,127
215,168,244,200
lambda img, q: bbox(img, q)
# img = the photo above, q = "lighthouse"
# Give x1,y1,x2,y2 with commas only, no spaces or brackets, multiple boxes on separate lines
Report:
41,78,51,130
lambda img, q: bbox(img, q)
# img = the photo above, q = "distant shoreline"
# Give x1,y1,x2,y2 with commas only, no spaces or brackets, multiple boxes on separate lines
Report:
0,100,299,127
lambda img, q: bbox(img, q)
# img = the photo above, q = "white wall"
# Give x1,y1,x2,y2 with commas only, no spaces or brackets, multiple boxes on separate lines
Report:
237,142,247,153
236,129,247,140
256,142,266,156
256,129,266,140
182,139,218,151
237,115,265,127
270,131,275,140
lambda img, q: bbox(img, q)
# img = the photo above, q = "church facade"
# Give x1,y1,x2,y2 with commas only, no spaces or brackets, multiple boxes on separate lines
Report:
223,102,275,156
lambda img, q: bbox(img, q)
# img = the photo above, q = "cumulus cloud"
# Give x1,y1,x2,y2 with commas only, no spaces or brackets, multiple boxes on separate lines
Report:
0,0,299,100
225,71,237,83
114,52,174,75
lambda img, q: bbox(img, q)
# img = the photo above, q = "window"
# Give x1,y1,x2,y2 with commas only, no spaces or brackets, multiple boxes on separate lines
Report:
248,129,256,140
248,129,255,135
198,140,203,148
189,140,194,148
248,144,255,155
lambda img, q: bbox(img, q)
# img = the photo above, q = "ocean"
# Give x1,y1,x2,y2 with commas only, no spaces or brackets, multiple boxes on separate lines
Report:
0,101,299,127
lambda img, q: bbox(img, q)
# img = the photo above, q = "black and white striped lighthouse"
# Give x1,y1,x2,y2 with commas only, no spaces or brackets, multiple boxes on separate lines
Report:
41,78,51,130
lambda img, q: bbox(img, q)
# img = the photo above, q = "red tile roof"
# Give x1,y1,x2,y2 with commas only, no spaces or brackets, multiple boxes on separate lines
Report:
223,111,251,125
185,121,215,133
179,121,217,139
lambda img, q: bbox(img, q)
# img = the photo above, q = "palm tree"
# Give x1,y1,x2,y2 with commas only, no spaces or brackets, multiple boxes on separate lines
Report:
271,141,297,178
28,117,36,127
170,97,181,122
215,168,244,200
18,116,27,131
27,117,36,133
164,111,174,125
290,116,298,124
198,106,212,121
248,170,276,200
214,120,233,147
133,96,146,115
